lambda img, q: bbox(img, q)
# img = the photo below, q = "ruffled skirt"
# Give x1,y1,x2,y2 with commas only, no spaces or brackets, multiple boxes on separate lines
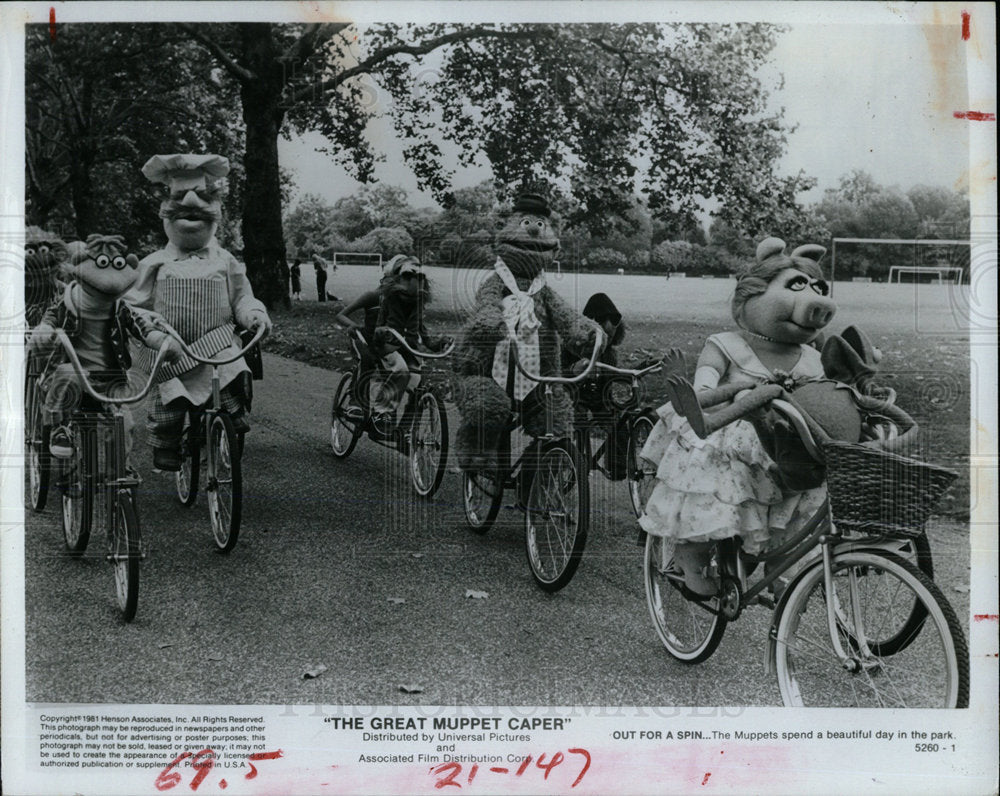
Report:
637,401,826,555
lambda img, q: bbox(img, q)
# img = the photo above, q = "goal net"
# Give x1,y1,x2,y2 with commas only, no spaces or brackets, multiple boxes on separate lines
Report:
830,237,970,285
333,252,383,268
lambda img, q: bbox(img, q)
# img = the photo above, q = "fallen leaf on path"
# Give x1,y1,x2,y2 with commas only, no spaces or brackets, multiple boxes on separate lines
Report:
399,684,424,694
157,642,174,649
953,584,970,594
207,652,224,662
465,589,489,599
411,553,424,559
388,597,406,605
303,664,328,680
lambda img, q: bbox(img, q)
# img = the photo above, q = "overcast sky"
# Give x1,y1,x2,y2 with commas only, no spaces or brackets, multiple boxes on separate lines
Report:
278,15,975,210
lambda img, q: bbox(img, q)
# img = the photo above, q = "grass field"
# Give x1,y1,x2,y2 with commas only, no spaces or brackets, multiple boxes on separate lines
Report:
266,265,974,518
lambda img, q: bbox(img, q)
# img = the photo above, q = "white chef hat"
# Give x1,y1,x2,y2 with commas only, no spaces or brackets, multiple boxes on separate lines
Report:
142,154,230,190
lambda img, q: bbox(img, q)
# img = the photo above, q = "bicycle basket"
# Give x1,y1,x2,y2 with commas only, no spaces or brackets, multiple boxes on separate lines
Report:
823,440,959,539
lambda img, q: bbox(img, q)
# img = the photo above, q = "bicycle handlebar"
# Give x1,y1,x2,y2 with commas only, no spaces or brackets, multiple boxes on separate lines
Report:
153,319,267,366
382,327,456,359
595,361,662,378
51,328,170,406
510,329,606,385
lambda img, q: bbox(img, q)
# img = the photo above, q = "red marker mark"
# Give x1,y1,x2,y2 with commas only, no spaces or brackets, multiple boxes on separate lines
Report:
974,613,999,621
489,767,509,774
702,772,712,786
48,7,56,41
954,111,996,121
961,11,971,40
218,780,227,790
244,750,283,780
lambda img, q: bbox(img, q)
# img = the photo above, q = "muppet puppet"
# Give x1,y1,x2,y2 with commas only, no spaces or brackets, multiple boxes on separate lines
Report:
125,154,271,472
638,236,838,595
28,234,176,459
24,226,70,328
452,193,600,475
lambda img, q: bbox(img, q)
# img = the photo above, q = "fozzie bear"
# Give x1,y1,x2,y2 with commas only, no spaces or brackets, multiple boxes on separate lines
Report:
452,193,600,473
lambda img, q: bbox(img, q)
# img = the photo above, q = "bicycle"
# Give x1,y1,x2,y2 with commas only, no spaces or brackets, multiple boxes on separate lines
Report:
47,329,171,621
25,347,57,513
462,331,604,592
152,320,267,553
330,327,455,498
571,360,663,519
642,386,968,707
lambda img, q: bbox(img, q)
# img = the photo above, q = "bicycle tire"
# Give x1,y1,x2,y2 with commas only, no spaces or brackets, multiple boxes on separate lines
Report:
847,533,934,656
330,372,362,458
110,490,141,622
524,438,589,592
61,421,93,555
463,470,504,533
643,533,727,663
25,374,50,512
627,409,658,519
207,413,242,553
773,549,968,708
175,411,200,506
409,388,449,498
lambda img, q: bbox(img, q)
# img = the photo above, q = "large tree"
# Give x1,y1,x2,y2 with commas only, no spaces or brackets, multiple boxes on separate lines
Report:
25,24,244,250
170,21,811,306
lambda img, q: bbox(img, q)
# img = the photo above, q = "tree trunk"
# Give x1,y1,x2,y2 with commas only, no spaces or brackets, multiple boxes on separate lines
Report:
239,25,290,311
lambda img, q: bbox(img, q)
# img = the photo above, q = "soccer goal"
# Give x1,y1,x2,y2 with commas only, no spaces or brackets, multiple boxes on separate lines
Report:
333,252,383,269
830,237,970,286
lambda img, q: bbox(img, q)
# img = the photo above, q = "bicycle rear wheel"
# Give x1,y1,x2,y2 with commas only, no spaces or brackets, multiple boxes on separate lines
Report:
773,549,968,708
627,409,658,519
109,491,141,622
207,413,242,553
61,421,93,555
330,372,362,458
463,470,504,533
25,373,50,512
643,533,727,663
175,411,200,506
409,388,449,498
524,439,589,592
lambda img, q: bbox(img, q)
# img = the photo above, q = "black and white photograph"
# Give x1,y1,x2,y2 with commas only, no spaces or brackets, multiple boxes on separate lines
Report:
2,2,997,794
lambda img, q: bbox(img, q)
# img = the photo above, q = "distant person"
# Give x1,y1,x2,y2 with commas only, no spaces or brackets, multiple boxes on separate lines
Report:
289,258,302,301
314,255,328,302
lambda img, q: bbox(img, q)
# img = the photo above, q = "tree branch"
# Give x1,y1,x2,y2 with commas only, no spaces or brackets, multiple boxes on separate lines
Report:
280,22,348,83
177,22,256,83
285,25,547,107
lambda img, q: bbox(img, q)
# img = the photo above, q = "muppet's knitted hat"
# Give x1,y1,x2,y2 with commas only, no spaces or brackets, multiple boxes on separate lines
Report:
142,154,230,186
512,193,552,218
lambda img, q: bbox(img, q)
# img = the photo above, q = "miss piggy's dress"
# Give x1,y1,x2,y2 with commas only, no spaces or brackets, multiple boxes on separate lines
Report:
638,332,828,554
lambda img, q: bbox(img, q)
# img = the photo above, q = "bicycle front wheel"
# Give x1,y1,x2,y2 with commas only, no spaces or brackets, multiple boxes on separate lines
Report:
25,373,50,512
627,409,658,519
524,439,589,592
61,422,93,555
330,372,362,458
773,549,968,708
175,411,200,506
409,388,449,498
110,491,141,622
643,533,727,663
207,414,242,553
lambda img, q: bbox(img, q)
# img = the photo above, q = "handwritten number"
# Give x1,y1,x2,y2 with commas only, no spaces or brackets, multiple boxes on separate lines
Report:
431,761,463,788
244,750,283,780
535,751,564,780
515,755,533,776
154,751,192,791
189,749,215,791
568,748,591,788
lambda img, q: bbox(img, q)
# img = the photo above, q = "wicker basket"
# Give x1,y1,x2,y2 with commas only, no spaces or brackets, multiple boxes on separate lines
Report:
823,440,959,539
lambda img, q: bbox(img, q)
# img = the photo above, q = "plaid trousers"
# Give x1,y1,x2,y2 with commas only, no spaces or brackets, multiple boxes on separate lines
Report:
146,383,246,450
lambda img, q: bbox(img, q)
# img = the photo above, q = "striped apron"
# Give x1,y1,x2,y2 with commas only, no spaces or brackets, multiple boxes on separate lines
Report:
135,277,236,383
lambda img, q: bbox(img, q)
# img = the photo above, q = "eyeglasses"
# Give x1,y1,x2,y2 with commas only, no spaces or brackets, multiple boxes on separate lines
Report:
166,187,220,203
94,254,129,270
